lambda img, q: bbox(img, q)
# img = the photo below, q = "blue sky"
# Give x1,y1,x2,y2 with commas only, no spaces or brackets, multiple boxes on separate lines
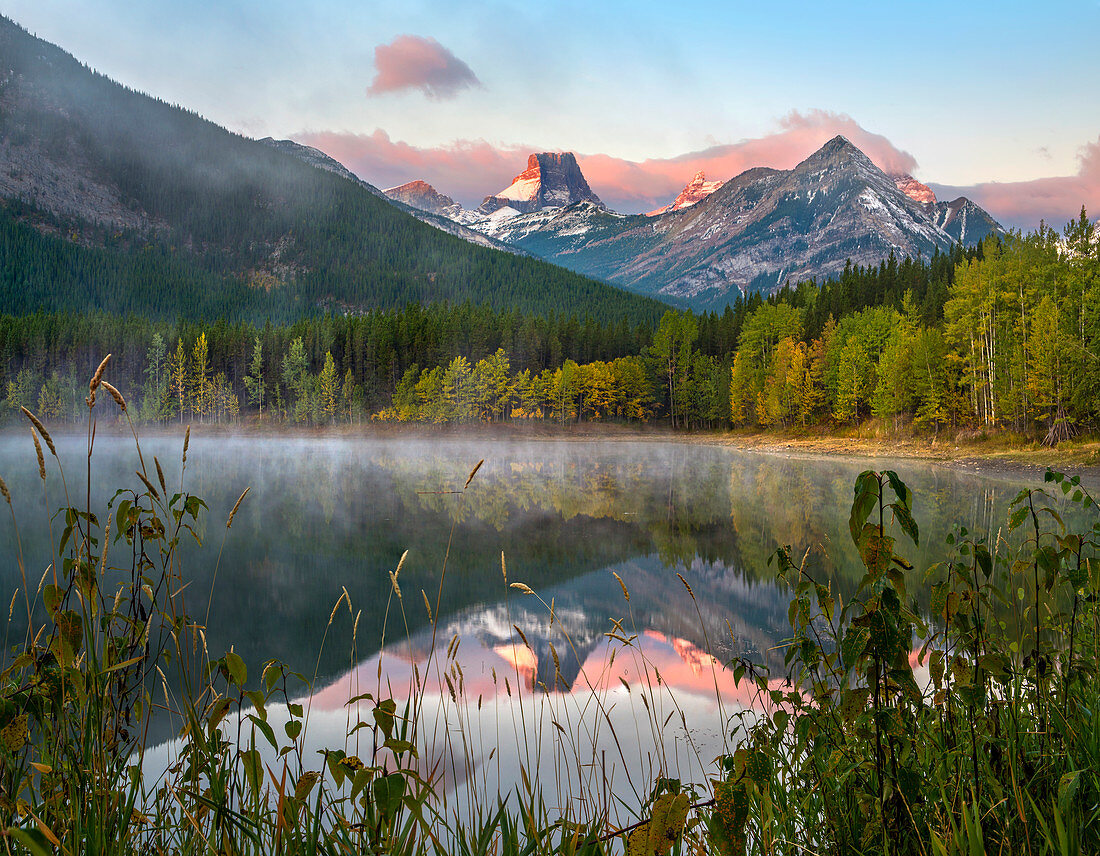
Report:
6,0,1099,225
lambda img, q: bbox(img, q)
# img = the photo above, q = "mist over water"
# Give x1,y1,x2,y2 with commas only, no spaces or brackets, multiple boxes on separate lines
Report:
0,433,1057,678
0,431,1067,800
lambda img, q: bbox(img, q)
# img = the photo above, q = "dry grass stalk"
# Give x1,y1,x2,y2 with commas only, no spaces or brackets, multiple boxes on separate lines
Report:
0,475,10,505
510,582,535,595
395,549,408,579
182,426,190,466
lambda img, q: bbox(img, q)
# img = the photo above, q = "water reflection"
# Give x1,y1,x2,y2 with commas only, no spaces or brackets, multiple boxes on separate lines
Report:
0,433,1072,759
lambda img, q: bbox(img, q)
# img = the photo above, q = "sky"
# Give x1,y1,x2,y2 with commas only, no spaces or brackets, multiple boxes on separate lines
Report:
5,0,1099,229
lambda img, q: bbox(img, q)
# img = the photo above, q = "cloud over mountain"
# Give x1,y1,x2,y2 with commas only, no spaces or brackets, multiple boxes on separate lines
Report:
367,35,480,99
931,137,1100,230
299,113,1098,229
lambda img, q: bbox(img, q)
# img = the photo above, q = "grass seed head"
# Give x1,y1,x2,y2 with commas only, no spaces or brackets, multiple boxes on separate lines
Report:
20,407,56,457
227,487,250,528
31,431,45,481
0,475,10,505
102,381,126,411
86,353,112,406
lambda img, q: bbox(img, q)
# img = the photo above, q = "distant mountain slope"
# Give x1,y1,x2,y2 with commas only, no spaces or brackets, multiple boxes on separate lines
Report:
0,17,666,324
457,138,1003,310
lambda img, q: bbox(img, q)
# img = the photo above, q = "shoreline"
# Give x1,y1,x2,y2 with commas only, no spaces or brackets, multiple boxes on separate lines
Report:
6,420,1097,482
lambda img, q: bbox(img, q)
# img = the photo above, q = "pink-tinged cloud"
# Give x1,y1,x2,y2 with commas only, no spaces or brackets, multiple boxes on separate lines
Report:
299,113,1098,228
367,35,480,100
299,112,917,211
930,137,1100,231
301,129,528,200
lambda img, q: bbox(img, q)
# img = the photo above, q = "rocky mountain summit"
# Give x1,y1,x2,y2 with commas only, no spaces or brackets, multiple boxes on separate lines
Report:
891,173,938,205
477,152,604,214
646,171,726,216
384,180,461,218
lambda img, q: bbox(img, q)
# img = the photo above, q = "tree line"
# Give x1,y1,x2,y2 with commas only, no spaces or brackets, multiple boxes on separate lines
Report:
2,211,1097,441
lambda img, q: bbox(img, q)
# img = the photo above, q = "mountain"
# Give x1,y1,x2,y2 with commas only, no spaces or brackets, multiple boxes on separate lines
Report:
0,16,666,324
385,180,461,217
477,152,604,214
646,171,725,216
891,173,937,205
452,137,1003,310
928,197,1002,245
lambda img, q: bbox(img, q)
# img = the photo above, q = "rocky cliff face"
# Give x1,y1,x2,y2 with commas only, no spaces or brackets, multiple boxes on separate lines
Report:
891,173,937,205
646,171,726,216
477,152,604,214
384,180,461,217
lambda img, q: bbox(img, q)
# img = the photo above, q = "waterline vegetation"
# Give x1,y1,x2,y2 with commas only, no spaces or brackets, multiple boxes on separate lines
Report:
0,364,1097,854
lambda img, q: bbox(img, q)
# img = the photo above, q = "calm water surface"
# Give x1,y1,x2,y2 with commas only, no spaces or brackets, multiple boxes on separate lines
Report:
0,432,1069,811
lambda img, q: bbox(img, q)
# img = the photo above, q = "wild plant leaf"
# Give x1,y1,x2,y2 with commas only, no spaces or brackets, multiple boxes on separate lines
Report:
647,792,690,855
625,824,652,856
850,473,880,544
1009,505,1029,531
42,584,63,617
858,526,894,579
240,748,262,794
713,780,749,855
294,770,320,802
884,470,913,511
888,502,919,546
371,772,406,824
841,626,871,666
225,651,247,687
374,699,397,740
284,719,302,741
55,610,83,654
246,714,278,750
839,688,870,721
929,651,945,688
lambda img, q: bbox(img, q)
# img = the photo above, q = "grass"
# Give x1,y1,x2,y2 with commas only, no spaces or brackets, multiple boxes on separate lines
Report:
0,359,1098,854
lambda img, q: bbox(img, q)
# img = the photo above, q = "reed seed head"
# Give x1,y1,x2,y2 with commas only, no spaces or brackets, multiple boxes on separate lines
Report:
510,582,535,595
463,459,484,490
155,457,166,496
183,426,190,466
227,487,250,529
389,571,402,599
101,381,126,411
395,549,408,579
31,431,45,481
20,407,56,458
136,470,160,501
89,354,111,393
612,571,630,602
0,475,10,505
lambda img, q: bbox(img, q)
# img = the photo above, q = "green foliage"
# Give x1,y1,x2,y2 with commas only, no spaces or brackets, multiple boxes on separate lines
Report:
715,466,1100,854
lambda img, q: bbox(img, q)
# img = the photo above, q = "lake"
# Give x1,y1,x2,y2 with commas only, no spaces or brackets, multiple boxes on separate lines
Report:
0,431,1066,819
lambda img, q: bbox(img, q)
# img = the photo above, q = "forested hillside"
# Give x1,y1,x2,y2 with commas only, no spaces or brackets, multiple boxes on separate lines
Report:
0,17,666,324
5,214,1098,446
